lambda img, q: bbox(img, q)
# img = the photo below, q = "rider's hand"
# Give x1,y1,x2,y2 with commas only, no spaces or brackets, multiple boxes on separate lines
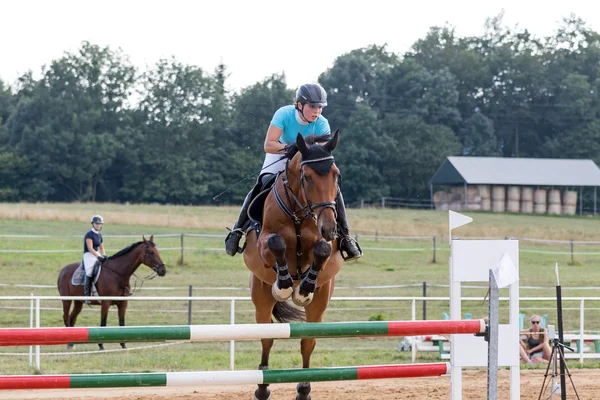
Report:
282,143,298,159
97,255,107,262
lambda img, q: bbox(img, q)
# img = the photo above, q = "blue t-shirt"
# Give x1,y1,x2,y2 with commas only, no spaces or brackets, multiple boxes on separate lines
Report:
270,105,330,144
83,230,103,254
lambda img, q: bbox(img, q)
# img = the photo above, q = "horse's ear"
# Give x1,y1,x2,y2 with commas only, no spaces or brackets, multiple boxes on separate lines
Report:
296,133,308,155
149,235,154,243
143,235,147,243
323,129,339,153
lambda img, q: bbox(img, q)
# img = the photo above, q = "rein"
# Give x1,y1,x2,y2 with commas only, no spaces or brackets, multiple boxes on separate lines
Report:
272,156,337,280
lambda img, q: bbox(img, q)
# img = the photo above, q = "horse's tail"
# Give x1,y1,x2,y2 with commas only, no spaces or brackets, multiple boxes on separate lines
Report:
272,301,305,323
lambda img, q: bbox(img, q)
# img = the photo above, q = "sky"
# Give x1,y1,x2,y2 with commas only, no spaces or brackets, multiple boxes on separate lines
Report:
2,0,600,94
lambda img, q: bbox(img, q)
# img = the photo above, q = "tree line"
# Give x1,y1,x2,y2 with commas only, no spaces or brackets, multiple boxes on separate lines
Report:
1,13,600,205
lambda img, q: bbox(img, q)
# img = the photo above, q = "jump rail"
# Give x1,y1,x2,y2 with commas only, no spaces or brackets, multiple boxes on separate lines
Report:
0,320,485,346
0,363,451,390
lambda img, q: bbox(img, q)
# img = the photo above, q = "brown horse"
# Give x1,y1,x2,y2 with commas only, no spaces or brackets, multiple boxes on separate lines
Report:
244,131,344,400
57,235,167,350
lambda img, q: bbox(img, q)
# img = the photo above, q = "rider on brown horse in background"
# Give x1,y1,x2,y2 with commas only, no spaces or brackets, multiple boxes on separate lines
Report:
225,83,362,261
83,215,106,303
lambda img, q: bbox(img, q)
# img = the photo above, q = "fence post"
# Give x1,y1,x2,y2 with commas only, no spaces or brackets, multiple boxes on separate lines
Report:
422,281,427,320
360,199,364,208
230,299,236,370
188,285,193,325
570,240,574,265
180,233,184,265
432,236,437,263
375,229,378,242
381,197,385,208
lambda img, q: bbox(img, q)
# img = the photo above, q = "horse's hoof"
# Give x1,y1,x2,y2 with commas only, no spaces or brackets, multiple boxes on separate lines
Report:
98,344,105,351
120,343,127,349
296,381,311,400
253,387,271,400
292,287,313,307
271,283,293,302
66,344,73,350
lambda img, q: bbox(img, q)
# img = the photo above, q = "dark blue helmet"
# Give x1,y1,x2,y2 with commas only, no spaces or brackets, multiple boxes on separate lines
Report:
295,83,327,107
91,215,104,224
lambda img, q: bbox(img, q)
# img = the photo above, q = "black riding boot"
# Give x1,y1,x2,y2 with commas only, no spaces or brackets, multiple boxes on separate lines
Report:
336,189,363,261
83,274,93,304
225,182,261,256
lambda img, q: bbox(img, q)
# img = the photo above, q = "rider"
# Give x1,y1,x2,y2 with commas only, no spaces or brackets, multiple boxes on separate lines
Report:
224,83,362,261
83,215,106,302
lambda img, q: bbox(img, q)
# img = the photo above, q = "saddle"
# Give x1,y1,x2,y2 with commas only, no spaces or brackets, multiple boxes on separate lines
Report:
247,173,278,234
71,260,102,288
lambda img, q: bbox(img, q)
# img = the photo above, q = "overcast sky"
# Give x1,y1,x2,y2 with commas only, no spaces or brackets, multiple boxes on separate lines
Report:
2,0,599,93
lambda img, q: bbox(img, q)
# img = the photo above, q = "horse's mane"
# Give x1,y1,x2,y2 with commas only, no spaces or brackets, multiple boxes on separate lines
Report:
108,241,155,260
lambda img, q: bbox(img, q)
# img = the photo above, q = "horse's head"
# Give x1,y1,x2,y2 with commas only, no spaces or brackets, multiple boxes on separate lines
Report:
291,129,340,241
141,235,167,276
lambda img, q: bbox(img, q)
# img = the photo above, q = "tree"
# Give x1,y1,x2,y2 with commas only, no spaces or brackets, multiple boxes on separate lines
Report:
7,42,136,201
458,112,500,156
123,58,213,204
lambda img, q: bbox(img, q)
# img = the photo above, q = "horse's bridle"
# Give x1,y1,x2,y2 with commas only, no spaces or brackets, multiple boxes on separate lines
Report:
273,155,338,280
143,244,165,272
274,156,338,225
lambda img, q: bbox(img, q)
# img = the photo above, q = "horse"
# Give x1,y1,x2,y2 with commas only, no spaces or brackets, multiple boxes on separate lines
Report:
243,130,344,400
57,235,167,350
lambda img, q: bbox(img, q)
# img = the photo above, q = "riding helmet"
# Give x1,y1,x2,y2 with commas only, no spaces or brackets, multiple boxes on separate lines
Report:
90,215,104,224
295,83,327,107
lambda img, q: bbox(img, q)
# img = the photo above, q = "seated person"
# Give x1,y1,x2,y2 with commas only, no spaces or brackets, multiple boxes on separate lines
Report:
520,314,551,363
519,343,533,364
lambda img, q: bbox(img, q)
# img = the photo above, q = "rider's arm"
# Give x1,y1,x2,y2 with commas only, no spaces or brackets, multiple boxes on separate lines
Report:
86,238,101,258
99,242,106,257
263,125,286,154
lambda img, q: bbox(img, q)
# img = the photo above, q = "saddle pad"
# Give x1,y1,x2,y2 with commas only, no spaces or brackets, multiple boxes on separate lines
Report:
71,262,101,290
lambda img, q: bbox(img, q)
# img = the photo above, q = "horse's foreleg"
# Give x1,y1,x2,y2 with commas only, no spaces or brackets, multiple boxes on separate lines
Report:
98,301,111,351
293,239,331,307
268,234,293,302
251,275,277,400
117,301,128,349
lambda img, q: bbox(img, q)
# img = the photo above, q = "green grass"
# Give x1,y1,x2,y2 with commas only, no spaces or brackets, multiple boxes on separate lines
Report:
1,204,600,374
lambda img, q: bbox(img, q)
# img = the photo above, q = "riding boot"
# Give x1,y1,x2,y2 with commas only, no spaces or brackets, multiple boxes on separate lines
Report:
225,181,262,256
83,274,93,304
335,189,363,261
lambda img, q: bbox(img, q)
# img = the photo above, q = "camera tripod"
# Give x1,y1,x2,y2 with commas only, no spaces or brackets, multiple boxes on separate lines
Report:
537,337,580,400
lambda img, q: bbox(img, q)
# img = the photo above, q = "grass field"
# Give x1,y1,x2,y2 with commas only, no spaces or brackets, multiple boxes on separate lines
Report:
1,202,600,374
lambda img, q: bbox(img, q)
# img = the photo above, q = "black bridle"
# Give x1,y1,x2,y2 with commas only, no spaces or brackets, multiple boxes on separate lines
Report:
273,155,338,280
99,244,165,295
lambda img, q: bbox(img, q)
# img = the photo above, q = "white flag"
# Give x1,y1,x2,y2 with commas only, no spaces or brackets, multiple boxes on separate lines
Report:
449,211,473,244
492,253,519,288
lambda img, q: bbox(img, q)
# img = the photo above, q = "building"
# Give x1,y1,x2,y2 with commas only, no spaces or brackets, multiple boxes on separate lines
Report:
429,157,600,215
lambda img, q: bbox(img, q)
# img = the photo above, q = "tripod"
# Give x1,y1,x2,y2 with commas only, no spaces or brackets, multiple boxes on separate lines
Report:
537,336,580,400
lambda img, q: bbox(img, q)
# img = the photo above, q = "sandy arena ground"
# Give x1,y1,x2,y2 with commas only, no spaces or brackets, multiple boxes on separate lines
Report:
0,369,598,400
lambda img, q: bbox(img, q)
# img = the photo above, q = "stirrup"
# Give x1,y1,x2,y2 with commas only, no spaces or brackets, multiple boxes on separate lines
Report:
339,235,363,261
225,227,245,256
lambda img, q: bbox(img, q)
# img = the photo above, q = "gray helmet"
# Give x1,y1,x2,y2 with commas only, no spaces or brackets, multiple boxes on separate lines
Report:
295,83,327,107
90,215,104,224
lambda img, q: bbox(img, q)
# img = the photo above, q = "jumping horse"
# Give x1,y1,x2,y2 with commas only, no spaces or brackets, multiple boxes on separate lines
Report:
243,130,344,400
57,235,167,350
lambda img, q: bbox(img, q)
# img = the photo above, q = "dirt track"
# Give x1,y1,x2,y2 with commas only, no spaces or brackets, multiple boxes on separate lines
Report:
1,369,598,399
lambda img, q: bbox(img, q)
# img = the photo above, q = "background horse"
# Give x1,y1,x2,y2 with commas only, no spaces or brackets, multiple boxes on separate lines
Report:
57,235,167,350
244,131,344,400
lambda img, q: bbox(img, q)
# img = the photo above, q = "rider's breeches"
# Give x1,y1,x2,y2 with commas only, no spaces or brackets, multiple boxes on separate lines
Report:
83,252,98,276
